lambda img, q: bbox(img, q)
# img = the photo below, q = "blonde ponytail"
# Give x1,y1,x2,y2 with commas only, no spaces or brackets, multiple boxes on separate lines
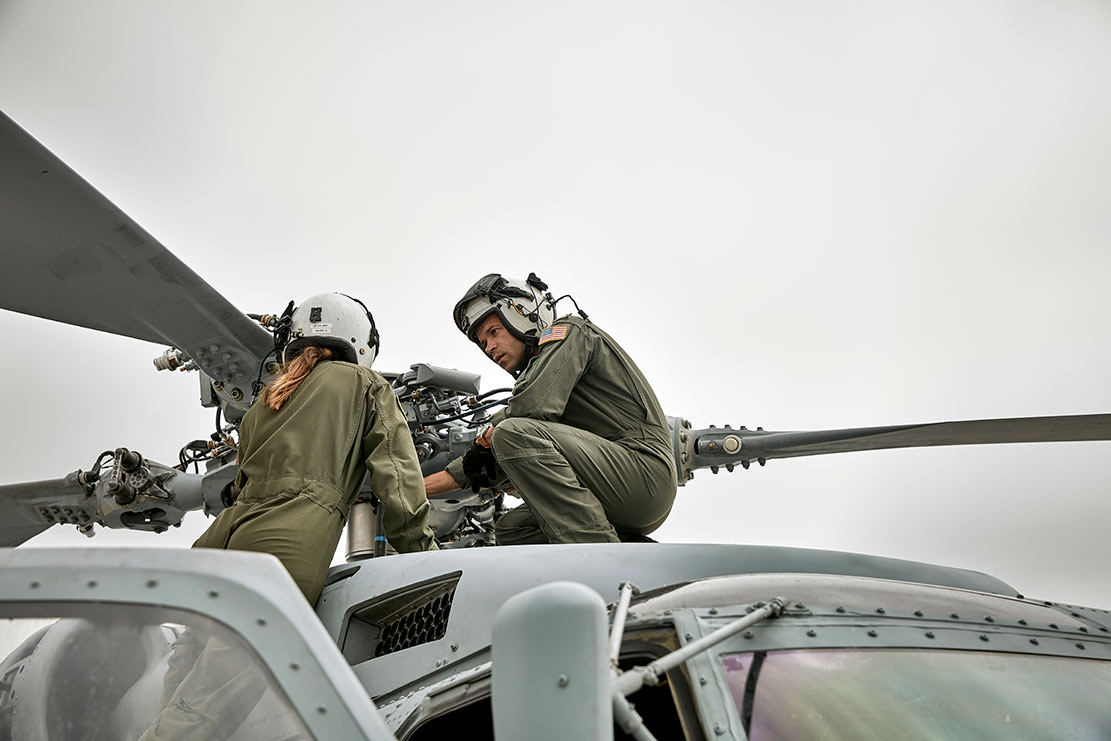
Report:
262,346,333,410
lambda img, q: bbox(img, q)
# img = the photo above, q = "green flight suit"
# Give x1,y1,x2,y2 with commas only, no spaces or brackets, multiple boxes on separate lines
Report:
447,316,677,544
195,360,438,602
141,360,437,741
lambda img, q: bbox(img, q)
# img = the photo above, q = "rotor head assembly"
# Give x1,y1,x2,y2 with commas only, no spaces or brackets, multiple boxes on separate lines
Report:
283,292,380,370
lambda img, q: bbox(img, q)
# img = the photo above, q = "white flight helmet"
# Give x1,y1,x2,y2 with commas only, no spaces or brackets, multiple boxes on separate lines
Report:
453,274,557,368
284,292,379,370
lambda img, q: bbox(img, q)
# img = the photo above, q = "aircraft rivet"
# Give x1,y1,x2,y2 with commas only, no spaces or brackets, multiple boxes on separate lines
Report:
316,706,327,715
290,662,300,670
1072,612,1081,618
1100,627,1109,633
925,632,935,639
950,613,960,619
29,581,39,589
699,676,708,685
557,674,569,687
835,606,845,613
914,610,923,617
209,344,219,353
1049,623,1059,629
208,591,219,598
257,618,267,626
795,603,805,609
87,580,97,588
807,630,817,637
1076,643,1086,650
708,608,718,615
1018,619,1027,625
980,635,989,642
146,580,158,588
680,452,689,463
1029,638,1039,645
684,632,693,640
867,630,878,637
714,722,726,735
743,631,753,639
984,616,994,622
451,643,459,651
679,432,687,443
875,608,885,614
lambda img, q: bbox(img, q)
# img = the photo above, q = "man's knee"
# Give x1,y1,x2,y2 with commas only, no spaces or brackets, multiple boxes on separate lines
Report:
490,418,562,463
490,417,542,448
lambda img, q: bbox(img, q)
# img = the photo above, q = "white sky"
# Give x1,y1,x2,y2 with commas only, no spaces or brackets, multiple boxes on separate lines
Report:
1,1,1109,608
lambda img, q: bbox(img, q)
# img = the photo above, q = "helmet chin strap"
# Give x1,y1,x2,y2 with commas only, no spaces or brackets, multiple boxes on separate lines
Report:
513,338,539,376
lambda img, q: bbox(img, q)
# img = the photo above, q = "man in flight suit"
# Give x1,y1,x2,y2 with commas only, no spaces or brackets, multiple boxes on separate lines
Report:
423,273,677,544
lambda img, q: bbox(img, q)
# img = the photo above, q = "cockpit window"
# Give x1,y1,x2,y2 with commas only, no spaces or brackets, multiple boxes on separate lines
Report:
722,648,1111,739
0,604,314,740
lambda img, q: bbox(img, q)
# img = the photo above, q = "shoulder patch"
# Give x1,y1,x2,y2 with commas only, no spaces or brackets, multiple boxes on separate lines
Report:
538,325,569,346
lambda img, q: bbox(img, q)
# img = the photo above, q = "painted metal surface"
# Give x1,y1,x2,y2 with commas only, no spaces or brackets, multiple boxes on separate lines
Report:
315,542,1018,701
0,547,397,740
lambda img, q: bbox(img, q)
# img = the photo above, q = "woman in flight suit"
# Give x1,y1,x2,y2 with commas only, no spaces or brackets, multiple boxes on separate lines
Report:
196,291,438,603
142,292,438,741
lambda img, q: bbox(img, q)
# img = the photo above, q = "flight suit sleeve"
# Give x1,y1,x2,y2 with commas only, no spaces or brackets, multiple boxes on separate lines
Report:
445,456,468,488
361,379,439,552
500,321,593,422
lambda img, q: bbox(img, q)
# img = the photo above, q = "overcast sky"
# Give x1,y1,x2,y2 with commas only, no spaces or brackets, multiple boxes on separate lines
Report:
1,1,1109,608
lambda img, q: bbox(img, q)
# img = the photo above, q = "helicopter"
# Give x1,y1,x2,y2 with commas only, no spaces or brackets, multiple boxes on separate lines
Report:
3,96,1111,741
4,4,1111,738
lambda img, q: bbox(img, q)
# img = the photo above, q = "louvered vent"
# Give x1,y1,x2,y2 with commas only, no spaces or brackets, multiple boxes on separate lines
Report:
341,571,462,664
373,586,455,657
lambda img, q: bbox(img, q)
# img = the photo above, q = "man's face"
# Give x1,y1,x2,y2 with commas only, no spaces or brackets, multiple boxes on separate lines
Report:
475,314,526,373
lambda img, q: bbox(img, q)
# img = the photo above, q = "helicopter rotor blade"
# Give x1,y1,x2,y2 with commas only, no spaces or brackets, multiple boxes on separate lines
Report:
0,474,96,547
674,413,1111,483
0,109,272,390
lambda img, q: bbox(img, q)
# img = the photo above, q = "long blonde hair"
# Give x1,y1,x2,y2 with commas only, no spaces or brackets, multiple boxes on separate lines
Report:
262,346,333,410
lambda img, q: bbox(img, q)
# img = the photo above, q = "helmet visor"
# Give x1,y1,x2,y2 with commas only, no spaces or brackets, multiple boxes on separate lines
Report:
453,274,506,338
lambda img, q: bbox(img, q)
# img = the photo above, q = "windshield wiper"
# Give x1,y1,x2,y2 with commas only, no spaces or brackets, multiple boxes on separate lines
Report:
609,592,786,740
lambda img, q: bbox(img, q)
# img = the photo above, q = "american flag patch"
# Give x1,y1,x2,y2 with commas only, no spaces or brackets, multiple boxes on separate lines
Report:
538,325,569,345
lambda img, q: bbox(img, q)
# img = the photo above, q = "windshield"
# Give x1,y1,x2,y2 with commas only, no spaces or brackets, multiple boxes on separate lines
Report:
722,648,1111,739
0,603,313,741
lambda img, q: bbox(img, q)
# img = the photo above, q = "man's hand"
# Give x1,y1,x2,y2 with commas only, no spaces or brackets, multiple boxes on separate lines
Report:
475,423,495,448
462,444,498,493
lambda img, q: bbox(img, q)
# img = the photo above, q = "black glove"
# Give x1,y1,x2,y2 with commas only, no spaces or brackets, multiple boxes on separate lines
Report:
462,444,498,493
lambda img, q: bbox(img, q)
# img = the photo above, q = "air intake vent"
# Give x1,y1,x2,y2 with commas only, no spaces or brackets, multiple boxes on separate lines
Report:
341,571,461,663
374,587,455,657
